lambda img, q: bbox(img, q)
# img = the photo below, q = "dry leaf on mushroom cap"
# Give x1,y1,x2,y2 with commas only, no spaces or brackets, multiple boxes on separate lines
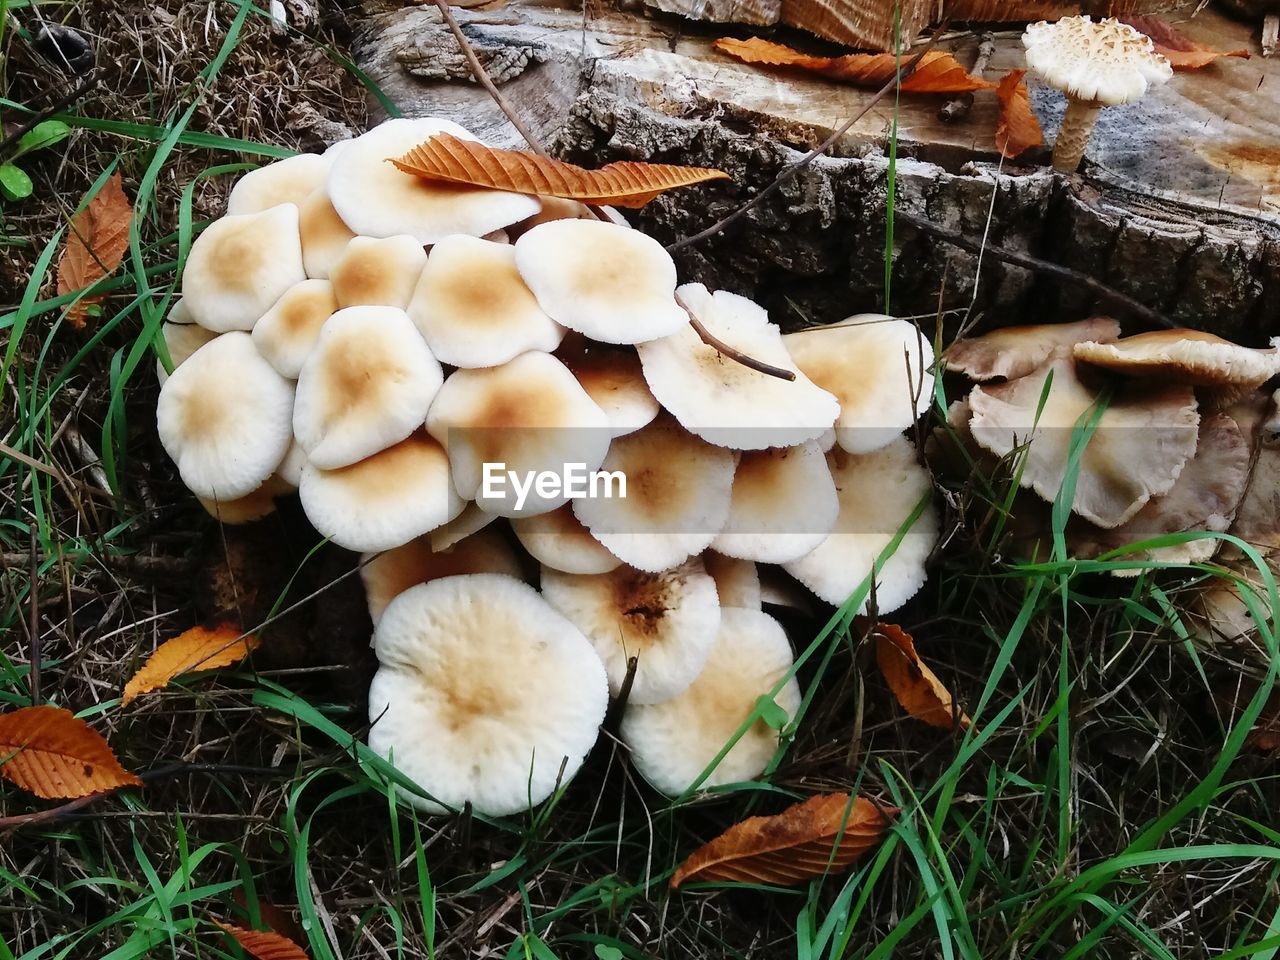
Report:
783,437,939,614
572,417,737,573
155,301,219,386
156,332,295,501
226,151,334,216
967,356,1200,529
513,219,688,345
944,318,1122,382
327,118,540,244
1067,413,1251,572
1022,16,1173,172
181,204,306,332
512,503,621,575
300,430,463,552
636,284,840,450
368,574,608,816
425,351,611,517
330,235,428,311
621,607,801,796
407,234,564,369
541,558,722,704
251,278,339,379
1074,330,1280,400
293,305,443,470
360,526,524,624
711,441,840,564
784,315,936,455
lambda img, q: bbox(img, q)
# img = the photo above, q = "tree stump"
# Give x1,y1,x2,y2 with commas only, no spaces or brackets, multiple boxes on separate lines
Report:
354,1,1280,341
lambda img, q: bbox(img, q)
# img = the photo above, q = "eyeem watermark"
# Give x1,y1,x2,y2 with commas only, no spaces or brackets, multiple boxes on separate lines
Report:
481,462,627,512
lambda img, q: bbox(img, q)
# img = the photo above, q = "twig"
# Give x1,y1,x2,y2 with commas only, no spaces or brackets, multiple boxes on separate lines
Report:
27,524,41,707
667,24,950,254
605,655,640,732
0,70,99,159
894,209,1174,328
939,32,993,122
0,551,194,578
428,0,793,380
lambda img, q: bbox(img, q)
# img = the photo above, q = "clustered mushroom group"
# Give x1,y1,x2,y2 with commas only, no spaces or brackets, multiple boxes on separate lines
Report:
155,117,942,816
936,320,1280,653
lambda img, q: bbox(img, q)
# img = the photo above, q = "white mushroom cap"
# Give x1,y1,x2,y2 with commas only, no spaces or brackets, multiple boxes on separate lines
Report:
702,552,761,609
513,220,688,345
945,318,1122,382
155,302,219,386
512,504,621,575
360,527,524,624
225,152,333,215
620,607,800,796
251,278,339,378
327,118,540,244
293,305,443,469
968,356,1200,528
785,316,936,455
711,441,839,563
368,574,608,816
299,430,463,552
425,351,611,517
276,437,308,487
156,332,294,500
572,417,737,573
198,473,294,525
758,566,815,614
430,501,499,552
508,195,595,238
1069,413,1251,571
330,235,428,310
181,205,306,333
1023,16,1172,107
636,284,840,450
783,438,939,614
407,235,563,368
1189,572,1273,646
297,186,357,279
1074,330,1280,392
542,558,721,704
559,341,660,438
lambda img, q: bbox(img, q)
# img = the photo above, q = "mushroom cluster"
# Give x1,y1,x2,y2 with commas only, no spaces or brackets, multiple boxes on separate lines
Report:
154,116,943,817
937,322,1280,645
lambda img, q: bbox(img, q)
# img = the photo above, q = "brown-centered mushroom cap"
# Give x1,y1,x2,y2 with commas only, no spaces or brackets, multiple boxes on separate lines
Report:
1074,330,1280,394
330,235,429,311
251,278,339,378
512,503,621,575
945,318,1122,382
226,152,333,216
558,340,660,438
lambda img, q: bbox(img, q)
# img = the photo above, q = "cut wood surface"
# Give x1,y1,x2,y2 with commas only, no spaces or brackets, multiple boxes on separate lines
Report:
356,0,1280,337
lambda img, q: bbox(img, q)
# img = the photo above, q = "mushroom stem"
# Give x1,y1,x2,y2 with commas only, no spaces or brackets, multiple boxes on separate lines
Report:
1052,97,1103,174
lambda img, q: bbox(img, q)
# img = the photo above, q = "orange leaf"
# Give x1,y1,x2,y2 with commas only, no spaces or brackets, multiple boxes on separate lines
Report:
55,172,133,329
994,69,1043,160
215,921,310,960
390,134,729,209
1122,16,1251,70
672,793,896,888
875,624,970,730
713,37,993,94
122,622,258,707
0,705,141,799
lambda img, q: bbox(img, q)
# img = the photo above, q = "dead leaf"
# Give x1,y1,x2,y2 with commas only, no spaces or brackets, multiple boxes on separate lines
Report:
390,134,729,209
1122,16,1251,70
875,624,970,730
671,793,897,889
55,172,133,329
231,892,306,946
0,705,142,799
994,70,1044,160
1215,678,1280,753
215,921,310,960
713,38,993,95
122,622,258,707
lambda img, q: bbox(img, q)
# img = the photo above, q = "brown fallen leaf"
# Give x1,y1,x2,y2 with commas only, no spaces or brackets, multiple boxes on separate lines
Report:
0,705,142,799
55,172,133,329
946,0,1170,19
122,622,258,707
994,70,1044,160
713,38,993,94
390,134,729,209
875,624,971,730
215,921,310,960
671,793,897,889
231,892,307,946
1122,16,1251,70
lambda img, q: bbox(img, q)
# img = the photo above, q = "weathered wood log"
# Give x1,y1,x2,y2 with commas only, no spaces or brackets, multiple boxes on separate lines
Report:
355,0,1280,341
